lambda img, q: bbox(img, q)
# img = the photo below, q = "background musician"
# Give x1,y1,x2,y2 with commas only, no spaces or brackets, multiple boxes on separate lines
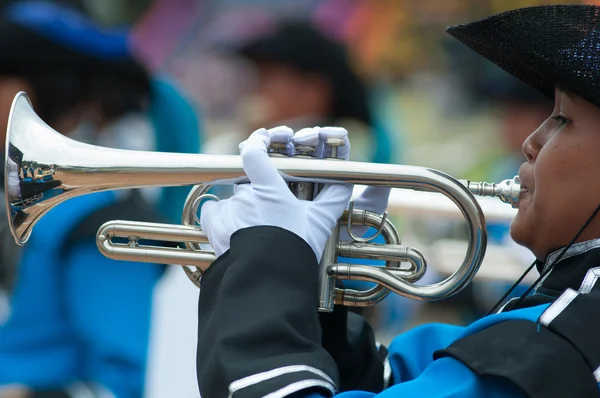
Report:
0,2,199,397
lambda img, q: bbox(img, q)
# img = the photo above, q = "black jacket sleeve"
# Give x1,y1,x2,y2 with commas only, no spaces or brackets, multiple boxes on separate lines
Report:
197,226,340,398
319,306,389,393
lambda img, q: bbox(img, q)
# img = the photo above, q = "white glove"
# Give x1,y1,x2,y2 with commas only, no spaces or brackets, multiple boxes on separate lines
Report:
238,125,351,159
200,126,354,262
288,126,391,234
256,125,391,238
352,186,391,216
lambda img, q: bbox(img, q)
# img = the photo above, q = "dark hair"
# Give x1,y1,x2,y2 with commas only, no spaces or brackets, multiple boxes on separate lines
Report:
237,20,372,126
22,66,150,127
0,15,152,126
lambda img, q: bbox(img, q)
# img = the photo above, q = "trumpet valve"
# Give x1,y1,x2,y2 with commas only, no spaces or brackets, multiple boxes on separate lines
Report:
268,142,288,157
294,145,316,158
325,137,345,159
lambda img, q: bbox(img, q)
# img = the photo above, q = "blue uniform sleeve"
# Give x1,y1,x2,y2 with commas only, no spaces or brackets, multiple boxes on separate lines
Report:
385,322,463,382
298,321,527,397
301,355,525,397
64,242,164,398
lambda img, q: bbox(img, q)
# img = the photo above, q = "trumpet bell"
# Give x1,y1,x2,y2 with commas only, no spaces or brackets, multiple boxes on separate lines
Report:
5,91,58,246
5,91,241,245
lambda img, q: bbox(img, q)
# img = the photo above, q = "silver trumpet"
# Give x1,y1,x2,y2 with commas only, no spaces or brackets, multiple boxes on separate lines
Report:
5,92,521,312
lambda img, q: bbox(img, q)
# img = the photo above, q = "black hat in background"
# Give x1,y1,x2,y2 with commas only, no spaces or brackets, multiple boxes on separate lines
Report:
237,20,372,126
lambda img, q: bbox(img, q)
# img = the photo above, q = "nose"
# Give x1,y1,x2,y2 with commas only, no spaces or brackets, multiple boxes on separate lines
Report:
521,127,544,162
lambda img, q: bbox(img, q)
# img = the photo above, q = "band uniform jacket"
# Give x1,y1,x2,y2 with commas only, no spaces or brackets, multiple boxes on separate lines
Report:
196,226,600,398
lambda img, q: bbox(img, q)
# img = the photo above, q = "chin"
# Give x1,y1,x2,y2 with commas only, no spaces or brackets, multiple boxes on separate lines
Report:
509,221,546,261
509,217,531,249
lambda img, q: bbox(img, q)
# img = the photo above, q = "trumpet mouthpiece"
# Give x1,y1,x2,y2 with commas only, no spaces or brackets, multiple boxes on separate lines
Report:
464,176,521,208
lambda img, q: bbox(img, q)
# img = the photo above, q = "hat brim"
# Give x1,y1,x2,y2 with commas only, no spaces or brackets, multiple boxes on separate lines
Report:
446,5,600,108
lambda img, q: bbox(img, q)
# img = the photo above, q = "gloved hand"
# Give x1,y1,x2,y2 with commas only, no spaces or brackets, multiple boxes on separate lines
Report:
290,126,391,236
237,125,390,220
351,186,391,217
200,126,354,262
238,125,351,159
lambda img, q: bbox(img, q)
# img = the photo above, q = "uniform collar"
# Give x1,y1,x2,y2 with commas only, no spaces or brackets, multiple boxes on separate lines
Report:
502,238,600,312
544,238,600,271
537,238,600,297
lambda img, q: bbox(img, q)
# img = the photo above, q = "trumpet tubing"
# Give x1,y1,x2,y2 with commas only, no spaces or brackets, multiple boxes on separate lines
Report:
96,220,214,267
4,91,521,310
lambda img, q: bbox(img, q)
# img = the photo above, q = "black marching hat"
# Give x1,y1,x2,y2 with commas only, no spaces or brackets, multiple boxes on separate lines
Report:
236,20,372,126
447,5,600,109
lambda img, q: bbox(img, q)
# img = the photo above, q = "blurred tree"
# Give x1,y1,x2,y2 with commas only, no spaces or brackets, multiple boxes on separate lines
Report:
334,0,588,82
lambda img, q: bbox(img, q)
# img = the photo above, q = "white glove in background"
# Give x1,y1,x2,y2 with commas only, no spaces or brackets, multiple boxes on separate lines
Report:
200,126,354,262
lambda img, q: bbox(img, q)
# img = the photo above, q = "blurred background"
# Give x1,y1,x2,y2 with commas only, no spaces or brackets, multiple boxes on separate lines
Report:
0,0,595,397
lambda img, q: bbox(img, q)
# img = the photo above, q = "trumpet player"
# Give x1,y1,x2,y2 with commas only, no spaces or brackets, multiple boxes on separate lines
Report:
196,4,600,398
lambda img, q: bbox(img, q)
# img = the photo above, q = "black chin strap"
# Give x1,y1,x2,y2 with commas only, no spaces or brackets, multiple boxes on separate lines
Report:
486,203,600,315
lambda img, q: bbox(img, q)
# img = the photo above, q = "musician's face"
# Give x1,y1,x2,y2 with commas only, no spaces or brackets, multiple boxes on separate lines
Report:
511,87,600,260
247,61,332,129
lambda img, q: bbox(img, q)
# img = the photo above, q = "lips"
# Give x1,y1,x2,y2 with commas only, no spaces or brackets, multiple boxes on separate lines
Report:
517,165,534,201
519,178,532,195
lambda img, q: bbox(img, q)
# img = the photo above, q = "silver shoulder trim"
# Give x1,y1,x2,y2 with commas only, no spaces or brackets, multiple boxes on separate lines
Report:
538,288,578,326
538,266,600,382
539,267,600,327
593,367,600,383
579,267,600,294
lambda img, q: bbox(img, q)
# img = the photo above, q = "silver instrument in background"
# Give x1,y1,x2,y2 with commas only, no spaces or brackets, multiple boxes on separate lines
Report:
4,92,521,312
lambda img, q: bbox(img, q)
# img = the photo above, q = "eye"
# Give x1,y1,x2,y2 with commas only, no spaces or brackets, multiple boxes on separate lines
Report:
552,115,570,127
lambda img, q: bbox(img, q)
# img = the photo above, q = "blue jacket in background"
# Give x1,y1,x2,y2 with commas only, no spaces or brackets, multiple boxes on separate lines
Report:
150,76,203,225
0,2,204,396
0,192,164,397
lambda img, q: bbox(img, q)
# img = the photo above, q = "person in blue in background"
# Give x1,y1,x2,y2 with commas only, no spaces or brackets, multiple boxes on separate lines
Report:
196,4,600,398
0,2,201,398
